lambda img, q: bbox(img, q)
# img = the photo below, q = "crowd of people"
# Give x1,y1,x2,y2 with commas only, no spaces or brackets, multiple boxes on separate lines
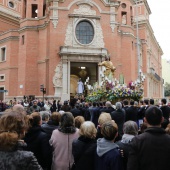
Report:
0,96,170,170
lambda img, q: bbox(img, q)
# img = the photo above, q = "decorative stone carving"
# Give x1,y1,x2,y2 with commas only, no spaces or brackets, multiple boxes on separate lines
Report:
110,7,116,32
65,3,104,47
50,1,58,29
53,61,63,87
96,21,104,47
73,4,96,15
64,20,73,46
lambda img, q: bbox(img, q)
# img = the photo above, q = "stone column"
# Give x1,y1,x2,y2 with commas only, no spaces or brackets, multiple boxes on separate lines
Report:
61,56,70,101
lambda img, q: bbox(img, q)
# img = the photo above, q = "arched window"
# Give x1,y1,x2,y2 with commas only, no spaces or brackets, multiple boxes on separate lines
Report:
8,1,14,8
75,21,94,45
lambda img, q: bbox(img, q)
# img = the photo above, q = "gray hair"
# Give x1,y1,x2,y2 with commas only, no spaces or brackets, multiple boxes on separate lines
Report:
123,121,138,135
134,101,138,106
40,111,50,121
106,101,112,107
116,102,122,110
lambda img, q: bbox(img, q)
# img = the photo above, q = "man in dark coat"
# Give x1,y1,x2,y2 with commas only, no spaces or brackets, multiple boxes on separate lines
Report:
160,98,170,128
99,101,115,115
70,104,82,118
125,100,138,122
127,106,170,170
89,102,100,127
111,102,125,138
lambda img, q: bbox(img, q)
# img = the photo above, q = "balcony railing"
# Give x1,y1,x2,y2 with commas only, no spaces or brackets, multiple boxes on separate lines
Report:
149,67,163,82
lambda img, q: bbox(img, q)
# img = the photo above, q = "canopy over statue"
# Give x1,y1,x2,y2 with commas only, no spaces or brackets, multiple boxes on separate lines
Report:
98,55,116,78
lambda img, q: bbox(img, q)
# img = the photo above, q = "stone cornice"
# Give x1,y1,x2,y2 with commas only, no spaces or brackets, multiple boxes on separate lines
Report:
144,0,151,15
68,14,101,20
100,0,120,7
0,36,19,44
0,66,18,71
20,16,47,24
18,21,49,33
0,6,20,18
59,46,108,57
0,11,20,25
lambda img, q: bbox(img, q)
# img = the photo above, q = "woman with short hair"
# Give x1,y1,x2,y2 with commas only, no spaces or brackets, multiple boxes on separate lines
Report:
116,121,138,170
74,116,85,129
0,111,42,170
72,121,97,170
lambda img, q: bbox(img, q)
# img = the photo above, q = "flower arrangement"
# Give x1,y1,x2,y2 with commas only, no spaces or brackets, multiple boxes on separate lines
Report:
86,85,143,103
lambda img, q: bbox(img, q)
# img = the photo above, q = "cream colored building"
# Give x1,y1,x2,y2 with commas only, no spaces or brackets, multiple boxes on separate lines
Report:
162,59,170,84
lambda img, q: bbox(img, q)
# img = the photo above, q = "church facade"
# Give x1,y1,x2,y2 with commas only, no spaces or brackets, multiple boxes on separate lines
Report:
0,0,163,101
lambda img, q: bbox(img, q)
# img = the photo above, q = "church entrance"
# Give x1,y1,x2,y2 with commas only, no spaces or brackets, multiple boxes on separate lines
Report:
70,62,98,98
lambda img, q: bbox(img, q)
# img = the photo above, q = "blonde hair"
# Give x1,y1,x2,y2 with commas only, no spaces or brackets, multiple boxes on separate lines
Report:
98,112,112,126
75,116,85,129
79,121,97,139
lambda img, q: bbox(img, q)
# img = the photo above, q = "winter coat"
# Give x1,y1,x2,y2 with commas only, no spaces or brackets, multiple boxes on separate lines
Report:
127,127,170,170
41,120,59,138
70,108,82,118
0,141,42,170
111,109,125,137
24,126,52,170
72,136,97,170
89,107,100,127
95,138,124,170
50,128,79,170
125,106,138,122
116,134,135,170
99,107,115,115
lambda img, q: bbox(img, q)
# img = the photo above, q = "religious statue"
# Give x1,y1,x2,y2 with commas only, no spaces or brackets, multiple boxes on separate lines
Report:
53,62,63,87
122,14,127,25
77,78,84,94
98,55,116,78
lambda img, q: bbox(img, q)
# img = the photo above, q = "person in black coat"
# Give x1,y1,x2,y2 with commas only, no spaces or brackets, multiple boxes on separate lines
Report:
50,100,57,113
72,121,97,170
127,106,170,170
111,102,125,138
89,102,100,127
41,112,61,138
125,100,138,122
70,104,82,118
116,121,138,170
99,101,115,115
24,112,52,170
160,98,170,128
61,100,71,112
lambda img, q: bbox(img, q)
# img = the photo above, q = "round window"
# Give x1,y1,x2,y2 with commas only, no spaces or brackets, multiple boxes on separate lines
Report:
8,1,14,8
121,3,126,8
75,21,94,45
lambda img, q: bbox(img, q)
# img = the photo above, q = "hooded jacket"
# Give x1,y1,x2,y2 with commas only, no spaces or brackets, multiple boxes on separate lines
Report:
95,138,124,170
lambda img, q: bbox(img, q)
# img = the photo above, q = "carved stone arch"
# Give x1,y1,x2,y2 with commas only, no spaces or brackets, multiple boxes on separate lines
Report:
67,0,102,13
